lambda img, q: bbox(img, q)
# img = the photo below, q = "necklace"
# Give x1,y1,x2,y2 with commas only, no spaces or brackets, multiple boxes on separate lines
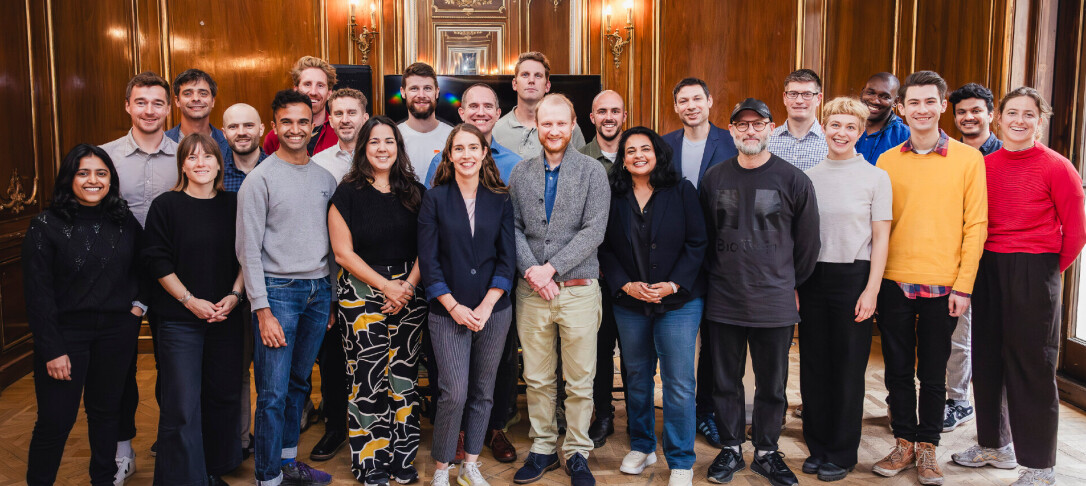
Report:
372,180,391,191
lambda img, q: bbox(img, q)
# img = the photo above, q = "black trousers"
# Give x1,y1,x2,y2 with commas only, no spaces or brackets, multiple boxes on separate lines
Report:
593,279,625,418
27,312,140,486
972,251,1061,469
695,321,715,416
877,279,957,445
798,261,872,468
708,322,794,451
119,312,160,442
318,316,348,432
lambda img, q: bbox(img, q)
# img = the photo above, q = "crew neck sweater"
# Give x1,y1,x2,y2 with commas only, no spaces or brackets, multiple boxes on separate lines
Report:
984,142,1086,271
805,154,893,263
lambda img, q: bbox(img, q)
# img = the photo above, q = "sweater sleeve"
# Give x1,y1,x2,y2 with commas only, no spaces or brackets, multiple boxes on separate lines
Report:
237,174,271,310
953,152,989,294
791,176,821,287
141,195,177,280
1050,155,1086,272
22,215,66,361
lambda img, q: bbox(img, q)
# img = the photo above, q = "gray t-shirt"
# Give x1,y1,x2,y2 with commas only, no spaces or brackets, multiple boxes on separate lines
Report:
804,154,893,263
681,137,707,187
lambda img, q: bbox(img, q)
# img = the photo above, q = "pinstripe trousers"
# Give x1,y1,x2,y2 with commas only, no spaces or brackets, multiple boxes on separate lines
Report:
429,305,513,463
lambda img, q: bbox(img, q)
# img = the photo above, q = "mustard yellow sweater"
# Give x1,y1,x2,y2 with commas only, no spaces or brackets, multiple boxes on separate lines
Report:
875,139,988,294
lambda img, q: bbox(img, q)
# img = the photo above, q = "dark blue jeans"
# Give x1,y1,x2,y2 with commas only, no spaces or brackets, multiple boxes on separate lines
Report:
154,316,244,484
613,298,703,469
253,277,332,484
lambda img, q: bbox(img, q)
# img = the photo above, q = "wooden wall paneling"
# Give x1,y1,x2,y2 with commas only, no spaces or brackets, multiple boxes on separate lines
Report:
821,0,897,99
526,0,571,72
799,0,824,75
893,0,916,87
1048,0,1084,166
135,0,165,80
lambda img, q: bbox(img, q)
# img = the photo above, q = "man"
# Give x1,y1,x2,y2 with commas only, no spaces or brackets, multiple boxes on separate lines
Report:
661,77,738,448
100,71,177,485
238,89,338,486
579,89,626,448
700,98,820,486
312,88,369,183
262,56,339,155
767,69,828,170
222,103,269,192
424,83,522,187
509,94,609,486
164,69,233,167
942,82,1002,436
872,71,987,486
856,72,911,164
493,51,587,159
397,62,454,178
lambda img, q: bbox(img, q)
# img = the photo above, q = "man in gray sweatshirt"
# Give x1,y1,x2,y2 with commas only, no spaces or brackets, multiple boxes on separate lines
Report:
236,89,338,486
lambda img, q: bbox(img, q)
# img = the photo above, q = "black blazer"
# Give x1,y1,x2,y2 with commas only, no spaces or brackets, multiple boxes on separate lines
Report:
598,179,708,312
418,183,516,317
662,122,739,188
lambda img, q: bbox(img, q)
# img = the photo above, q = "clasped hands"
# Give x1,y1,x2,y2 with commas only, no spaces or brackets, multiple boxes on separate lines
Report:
380,278,415,315
525,263,560,300
184,293,241,323
622,281,676,303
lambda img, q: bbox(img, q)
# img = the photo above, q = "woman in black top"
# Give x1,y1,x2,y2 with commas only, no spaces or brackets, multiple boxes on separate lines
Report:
597,127,707,483
142,134,245,485
23,144,144,486
328,116,428,485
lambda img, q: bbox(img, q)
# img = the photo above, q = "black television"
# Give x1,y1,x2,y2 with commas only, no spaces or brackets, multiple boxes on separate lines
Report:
383,74,602,139
332,64,375,115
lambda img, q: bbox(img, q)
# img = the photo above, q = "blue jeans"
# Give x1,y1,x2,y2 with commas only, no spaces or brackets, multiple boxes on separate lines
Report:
253,277,332,484
613,298,703,469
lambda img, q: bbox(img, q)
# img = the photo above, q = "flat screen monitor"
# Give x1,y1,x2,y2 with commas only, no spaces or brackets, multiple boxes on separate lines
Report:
332,64,375,115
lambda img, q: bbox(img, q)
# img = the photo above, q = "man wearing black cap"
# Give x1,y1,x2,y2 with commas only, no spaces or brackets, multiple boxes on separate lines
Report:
700,98,821,486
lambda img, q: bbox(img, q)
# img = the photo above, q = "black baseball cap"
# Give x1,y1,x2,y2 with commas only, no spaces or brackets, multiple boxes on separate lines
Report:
730,98,773,122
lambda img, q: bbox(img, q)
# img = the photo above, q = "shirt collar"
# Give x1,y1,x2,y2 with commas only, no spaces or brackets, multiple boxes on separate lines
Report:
489,137,510,156
901,129,950,156
979,132,1002,154
772,120,825,141
123,128,176,156
501,108,526,129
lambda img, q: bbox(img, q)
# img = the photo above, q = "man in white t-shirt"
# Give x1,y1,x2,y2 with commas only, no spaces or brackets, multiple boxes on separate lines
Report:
312,88,369,183
396,62,453,178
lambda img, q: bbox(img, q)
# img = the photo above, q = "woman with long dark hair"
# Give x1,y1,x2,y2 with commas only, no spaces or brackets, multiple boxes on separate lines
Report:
143,134,245,485
329,115,428,485
597,126,707,485
24,144,144,485
419,123,514,486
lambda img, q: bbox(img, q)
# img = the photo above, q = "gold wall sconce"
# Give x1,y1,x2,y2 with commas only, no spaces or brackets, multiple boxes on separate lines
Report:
0,169,38,214
603,1,633,69
348,0,380,65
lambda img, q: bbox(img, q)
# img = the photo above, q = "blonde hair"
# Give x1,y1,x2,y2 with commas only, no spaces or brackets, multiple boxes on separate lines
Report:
534,93,576,122
822,96,870,123
290,56,337,87
997,87,1054,140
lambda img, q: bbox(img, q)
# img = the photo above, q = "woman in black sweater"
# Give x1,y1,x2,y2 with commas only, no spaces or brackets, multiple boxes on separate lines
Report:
23,144,144,486
142,134,245,486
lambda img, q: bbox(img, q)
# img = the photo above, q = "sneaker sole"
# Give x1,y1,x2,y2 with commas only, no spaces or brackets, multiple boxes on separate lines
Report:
706,462,745,484
951,457,1018,469
751,461,797,486
619,454,657,474
816,467,853,482
455,476,486,486
918,475,945,485
872,463,914,477
512,461,560,484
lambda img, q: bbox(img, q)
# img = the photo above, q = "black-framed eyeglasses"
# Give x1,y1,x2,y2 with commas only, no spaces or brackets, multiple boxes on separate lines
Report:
732,121,769,132
785,91,819,100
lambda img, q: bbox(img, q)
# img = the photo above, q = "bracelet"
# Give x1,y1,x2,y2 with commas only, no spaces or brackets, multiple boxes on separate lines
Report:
668,282,679,294
229,290,244,301
178,291,193,304
448,303,460,313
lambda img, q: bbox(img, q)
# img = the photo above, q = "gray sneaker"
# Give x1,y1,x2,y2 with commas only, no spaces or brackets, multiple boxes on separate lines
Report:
458,461,490,486
430,468,451,486
951,444,1018,469
1011,468,1056,485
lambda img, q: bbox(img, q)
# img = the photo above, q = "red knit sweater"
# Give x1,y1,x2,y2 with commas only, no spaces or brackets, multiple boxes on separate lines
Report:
984,142,1086,271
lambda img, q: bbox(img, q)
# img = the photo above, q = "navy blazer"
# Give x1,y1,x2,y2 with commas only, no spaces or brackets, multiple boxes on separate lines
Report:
598,179,707,312
418,183,516,317
662,122,739,187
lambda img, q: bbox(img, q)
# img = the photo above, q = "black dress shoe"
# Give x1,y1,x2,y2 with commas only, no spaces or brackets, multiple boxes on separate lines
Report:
309,430,348,461
707,448,746,483
208,475,230,486
751,451,798,486
587,415,615,448
816,462,853,482
802,456,824,475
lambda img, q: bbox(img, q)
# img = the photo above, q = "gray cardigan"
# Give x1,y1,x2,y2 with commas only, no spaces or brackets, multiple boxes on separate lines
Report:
509,146,610,282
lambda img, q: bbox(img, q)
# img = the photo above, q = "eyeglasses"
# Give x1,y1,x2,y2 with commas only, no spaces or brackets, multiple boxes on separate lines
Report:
732,121,769,132
785,91,820,100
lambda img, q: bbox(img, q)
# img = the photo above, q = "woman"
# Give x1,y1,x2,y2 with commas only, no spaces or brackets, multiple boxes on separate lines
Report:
798,97,891,482
329,115,428,485
418,123,515,486
597,126,706,486
143,133,245,485
951,87,1086,486
23,144,144,486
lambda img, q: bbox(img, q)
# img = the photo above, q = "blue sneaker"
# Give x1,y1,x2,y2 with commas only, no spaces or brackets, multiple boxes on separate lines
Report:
282,460,333,485
513,452,560,484
564,453,595,486
697,413,724,448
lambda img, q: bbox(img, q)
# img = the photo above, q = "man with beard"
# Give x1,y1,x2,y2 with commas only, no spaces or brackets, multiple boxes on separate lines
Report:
222,103,268,192
767,69,828,171
855,72,910,164
312,88,370,183
262,56,340,156
397,62,454,178
580,90,625,170
425,83,522,187
494,51,586,159
509,94,609,486
164,69,232,167
700,98,819,486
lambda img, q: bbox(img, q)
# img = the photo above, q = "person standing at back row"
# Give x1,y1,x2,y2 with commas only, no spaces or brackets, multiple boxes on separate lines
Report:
493,51,587,159
262,56,340,156
855,72,910,164
767,69,828,171
398,62,454,180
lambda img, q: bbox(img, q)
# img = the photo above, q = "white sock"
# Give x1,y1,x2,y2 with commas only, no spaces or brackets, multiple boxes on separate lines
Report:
116,440,134,459
729,445,741,453
756,450,773,457
998,444,1014,452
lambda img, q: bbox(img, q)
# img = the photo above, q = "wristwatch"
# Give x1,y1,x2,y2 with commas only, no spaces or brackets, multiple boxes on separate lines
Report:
229,290,244,302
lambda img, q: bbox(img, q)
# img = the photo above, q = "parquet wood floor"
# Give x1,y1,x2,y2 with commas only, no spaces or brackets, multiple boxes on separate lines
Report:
2,339,1085,485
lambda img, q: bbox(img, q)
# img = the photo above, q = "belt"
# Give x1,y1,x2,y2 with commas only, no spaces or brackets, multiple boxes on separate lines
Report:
558,278,592,287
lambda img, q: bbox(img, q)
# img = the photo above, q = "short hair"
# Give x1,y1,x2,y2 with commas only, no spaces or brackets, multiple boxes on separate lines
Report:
327,88,369,112
270,89,313,118
290,56,337,88
949,82,995,112
672,77,710,99
514,51,551,81
125,71,171,102
822,97,871,123
172,69,218,97
899,70,948,101
462,83,499,103
534,93,576,122
610,126,679,195
784,69,822,90
402,62,439,89
997,86,1054,138
173,133,225,192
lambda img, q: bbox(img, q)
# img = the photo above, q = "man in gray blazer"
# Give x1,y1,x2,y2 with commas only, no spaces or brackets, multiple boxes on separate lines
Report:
508,94,610,486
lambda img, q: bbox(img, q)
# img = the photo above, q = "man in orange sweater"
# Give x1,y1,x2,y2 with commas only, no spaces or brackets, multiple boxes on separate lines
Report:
870,71,988,486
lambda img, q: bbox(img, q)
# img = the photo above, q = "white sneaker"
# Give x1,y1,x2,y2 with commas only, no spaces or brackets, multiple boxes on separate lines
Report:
619,450,657,475
431,467,451,486
951,444,1018,469
113,454,135,485
457,461,489,486
668,468,694,486
1011,467,1056,485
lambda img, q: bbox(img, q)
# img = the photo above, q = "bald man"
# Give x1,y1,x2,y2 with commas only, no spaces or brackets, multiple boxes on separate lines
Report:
580,90,627,171
222,103,268,192
855,72,910,164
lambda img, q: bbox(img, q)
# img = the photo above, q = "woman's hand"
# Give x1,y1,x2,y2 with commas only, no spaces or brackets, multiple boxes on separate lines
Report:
46,355,72,381
623,282,661,303
208,294,241,323
854,287,878,322
185,297,219,321
380,280,413,315
450,303,482,331
381,279,411,307
647,282,677,299
472,302,494,332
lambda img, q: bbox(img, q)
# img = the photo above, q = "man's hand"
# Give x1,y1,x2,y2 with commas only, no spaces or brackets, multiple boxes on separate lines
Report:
537,280,560,301
46,355,72,381
256,308,287,348
524,263,557,290
948,293,970,317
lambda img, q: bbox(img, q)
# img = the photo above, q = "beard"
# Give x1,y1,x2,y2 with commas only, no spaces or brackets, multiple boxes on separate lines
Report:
598,126,621,142
542,136,571,157
408,101,435,119
230,143,259,156
732,133,769,156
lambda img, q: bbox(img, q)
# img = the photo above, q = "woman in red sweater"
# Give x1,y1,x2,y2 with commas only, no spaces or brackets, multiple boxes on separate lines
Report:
951,87,1086,486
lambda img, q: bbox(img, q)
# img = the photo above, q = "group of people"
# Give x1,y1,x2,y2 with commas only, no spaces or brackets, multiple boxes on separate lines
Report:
21,50,1085,486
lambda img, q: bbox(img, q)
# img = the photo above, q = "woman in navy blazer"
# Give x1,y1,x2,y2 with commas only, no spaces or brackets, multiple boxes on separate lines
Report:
418,123,515,486
598,126,707,484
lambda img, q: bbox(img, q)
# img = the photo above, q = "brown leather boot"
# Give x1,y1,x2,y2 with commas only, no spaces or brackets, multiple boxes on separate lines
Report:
916,442,945,485
872,437,916,477
486,428,517,463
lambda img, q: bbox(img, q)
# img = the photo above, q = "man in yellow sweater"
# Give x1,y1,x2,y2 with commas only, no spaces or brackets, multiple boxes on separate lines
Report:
870,71,988,486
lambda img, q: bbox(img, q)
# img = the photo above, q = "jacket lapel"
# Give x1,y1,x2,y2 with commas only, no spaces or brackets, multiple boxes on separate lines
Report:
649,189,672,241
699,124,720,183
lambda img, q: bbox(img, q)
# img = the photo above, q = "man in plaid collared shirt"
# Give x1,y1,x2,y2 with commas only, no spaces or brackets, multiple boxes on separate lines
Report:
767,69,828,171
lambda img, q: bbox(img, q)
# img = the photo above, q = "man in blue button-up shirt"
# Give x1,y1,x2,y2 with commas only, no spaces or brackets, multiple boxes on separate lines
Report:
856,73,911,164
425,83,522,187
163,69,233,172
